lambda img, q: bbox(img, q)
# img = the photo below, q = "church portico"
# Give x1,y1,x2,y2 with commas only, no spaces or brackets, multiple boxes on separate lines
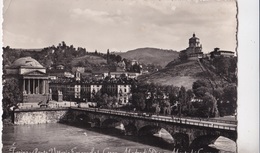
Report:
23,78,48,95
22,73,49,103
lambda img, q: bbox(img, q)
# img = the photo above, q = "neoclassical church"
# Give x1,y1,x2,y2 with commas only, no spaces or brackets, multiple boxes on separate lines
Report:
5,57,50,103
181,33,203,57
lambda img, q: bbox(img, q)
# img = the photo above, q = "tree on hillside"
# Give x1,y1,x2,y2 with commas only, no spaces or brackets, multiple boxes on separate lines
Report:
192,79,209,90
115,55,122,63
212,57,231,76
192,80,211,98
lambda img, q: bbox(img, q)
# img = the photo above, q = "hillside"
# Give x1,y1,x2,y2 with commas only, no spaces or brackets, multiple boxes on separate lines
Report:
138,59,228,89
117,48,179,68
71,55,107,66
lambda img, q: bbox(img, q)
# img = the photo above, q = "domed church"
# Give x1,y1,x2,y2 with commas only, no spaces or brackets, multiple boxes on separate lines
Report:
5,57,50,103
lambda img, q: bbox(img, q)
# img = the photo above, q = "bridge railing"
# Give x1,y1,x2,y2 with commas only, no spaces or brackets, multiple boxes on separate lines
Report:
183,116,237,124
72,107,237,131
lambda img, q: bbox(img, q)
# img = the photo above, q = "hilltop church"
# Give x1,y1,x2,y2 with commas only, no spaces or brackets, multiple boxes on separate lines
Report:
181,33,203,57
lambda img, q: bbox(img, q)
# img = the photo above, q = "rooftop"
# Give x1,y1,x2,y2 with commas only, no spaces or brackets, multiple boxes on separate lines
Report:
10,57,44,68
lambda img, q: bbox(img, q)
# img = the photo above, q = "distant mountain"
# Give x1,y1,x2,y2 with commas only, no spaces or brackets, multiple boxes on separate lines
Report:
138,59,228,89
117,48,179,67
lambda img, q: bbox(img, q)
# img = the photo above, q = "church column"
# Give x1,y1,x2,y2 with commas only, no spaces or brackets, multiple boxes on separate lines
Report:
23,79,25,93
33,79,35,94
28,79,30,94
37,79,40,94
45,80,49,94
42,80,45,94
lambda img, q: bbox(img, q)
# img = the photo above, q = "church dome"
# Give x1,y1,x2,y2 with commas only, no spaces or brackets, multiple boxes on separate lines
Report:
189,33,199,41
11,57,44,68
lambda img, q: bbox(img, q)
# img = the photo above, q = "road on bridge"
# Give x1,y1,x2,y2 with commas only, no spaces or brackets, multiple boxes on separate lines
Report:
72,107,237,131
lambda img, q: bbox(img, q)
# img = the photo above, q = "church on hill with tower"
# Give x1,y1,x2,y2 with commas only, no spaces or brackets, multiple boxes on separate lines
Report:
181,33,203,58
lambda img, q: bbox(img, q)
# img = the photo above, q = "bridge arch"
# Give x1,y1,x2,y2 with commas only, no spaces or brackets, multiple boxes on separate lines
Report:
101,118,123,128
91,118,101,127
190,135,237,149
190,135,223,149
124,123,138,135
138,125,161,136
172,133,189,149
75,114,90,123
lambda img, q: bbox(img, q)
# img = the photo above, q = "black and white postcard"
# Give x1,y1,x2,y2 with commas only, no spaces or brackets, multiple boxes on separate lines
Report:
1,0,259,153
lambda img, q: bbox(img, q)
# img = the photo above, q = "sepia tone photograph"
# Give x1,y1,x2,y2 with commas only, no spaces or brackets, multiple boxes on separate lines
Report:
1,0,242,152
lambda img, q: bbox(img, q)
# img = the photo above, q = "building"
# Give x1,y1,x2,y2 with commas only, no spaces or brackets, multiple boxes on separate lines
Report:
56,64,64,70
5,57,50,103
181,33,203,57
210,48,235,58
49,76,134,105
117,84,131,105
116,60,126,71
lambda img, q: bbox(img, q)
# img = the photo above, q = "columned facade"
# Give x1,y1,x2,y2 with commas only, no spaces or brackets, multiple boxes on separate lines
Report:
22,75,49,103
23,78,48,95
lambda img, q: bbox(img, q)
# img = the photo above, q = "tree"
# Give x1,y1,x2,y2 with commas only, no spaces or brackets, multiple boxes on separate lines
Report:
222,85,237,115
101,94,109,106
132,93,146,110
178,86,186,116
213,57,230,76
169,86,179,105
201,92,219,117
154,104,161,115
115,55,122,63
192,80,211,98
192,79,209,90
186,89,194,113
3,78,23,118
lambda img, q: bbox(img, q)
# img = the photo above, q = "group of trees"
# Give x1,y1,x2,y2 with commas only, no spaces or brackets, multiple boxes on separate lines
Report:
129,79,237,118
2,78,22,119
210,56,237,83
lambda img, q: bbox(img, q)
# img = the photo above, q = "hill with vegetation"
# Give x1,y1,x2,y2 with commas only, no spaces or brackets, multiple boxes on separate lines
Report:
117,48,179,68
3,42,121,73
138,59,207,89
138,57,234,89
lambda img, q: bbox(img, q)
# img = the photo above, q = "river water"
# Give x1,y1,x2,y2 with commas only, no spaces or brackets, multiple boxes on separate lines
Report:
2,123,236,153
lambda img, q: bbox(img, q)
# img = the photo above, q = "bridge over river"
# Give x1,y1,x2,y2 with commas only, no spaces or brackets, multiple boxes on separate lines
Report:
13,107,237,149
64,107,237,149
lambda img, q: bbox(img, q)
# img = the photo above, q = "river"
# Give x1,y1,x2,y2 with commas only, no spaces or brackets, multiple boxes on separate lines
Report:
2,123,236,153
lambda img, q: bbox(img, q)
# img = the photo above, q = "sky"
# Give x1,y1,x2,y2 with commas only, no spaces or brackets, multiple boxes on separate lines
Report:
3,0,237,53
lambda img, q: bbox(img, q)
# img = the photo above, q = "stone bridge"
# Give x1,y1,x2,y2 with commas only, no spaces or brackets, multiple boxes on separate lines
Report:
61,107,237,149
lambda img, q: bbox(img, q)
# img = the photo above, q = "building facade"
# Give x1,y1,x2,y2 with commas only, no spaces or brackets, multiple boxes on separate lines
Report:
210,48,235,58
5,57,50,103
49,77,133,105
